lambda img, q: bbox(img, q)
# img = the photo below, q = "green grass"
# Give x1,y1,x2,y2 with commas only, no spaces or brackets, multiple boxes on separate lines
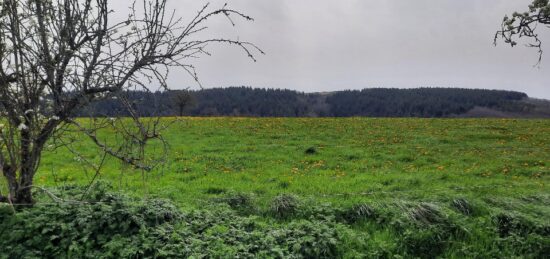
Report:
34,118,549,208
4,117,549,257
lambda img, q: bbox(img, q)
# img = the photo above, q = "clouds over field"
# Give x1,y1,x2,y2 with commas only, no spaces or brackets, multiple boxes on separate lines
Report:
111,0,550,98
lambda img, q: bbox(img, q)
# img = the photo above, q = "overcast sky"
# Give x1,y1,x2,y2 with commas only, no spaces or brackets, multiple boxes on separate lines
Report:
113,0,550,98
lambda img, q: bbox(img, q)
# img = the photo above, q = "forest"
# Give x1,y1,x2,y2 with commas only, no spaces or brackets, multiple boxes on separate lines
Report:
78,87,539,118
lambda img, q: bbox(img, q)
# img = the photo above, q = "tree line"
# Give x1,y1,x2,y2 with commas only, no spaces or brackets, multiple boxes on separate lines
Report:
76,87,531,118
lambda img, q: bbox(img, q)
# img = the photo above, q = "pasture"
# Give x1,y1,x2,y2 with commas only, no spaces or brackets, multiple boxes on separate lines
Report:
3,118,549,257
38,118,549,208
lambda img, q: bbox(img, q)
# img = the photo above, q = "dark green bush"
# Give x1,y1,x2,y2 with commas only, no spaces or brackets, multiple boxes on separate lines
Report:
213,191,257,215
400,225,449,257
1,184,548,258
0,185,359,258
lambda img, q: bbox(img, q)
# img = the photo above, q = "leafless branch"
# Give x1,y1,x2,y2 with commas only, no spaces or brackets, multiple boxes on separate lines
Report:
0,0,261,204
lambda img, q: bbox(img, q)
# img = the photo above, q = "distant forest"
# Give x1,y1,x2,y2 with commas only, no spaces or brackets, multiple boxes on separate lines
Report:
78,87,547,118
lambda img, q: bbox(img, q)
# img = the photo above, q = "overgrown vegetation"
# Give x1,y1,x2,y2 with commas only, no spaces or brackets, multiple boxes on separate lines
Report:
0,184,353,258
1,183,548,258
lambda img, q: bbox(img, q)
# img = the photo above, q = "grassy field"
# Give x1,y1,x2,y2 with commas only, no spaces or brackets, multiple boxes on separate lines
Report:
36,118,548,207
5,117,549,257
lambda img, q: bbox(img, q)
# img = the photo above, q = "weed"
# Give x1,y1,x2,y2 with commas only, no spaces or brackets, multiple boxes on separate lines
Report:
400,226,449,257
451,198,474,216
270,194,300,219
340,203,376,224
493,213,534,237
278,181,290,189
0,188,362,258
204,187,227,195
218,192,255,213
408,203,445,225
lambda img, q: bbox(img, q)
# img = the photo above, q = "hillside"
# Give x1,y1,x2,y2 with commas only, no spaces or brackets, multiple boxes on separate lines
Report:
79,87,550,118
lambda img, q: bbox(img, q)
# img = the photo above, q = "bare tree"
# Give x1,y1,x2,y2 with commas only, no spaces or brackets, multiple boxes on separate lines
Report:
0,0,262,205
170,89,196,116
495,0,550,64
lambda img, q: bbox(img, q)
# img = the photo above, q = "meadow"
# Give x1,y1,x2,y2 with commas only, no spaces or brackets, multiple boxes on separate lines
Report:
2,117,549,257
37,118,549,207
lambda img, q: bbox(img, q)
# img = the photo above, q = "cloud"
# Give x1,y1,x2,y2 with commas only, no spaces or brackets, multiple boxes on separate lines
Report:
112,0,549,98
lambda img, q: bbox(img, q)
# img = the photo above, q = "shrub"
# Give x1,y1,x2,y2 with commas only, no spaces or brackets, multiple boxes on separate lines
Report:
0,186,365,258
270,194,300,219
268,220,342,258
400,226,449,258
215,192,257,215
221,192,253,209
2,184,548,258
0,193,183,258
339,203,376,224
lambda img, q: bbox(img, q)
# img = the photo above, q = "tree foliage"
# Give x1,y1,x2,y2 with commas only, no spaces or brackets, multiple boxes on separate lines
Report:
324,88,528,117
78,87,529,118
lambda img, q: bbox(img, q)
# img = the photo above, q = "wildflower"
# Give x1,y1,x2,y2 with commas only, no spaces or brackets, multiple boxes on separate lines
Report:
17,123,28,131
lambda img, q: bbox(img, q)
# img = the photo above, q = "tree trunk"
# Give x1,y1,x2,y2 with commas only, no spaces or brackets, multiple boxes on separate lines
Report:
3,127,38,205
13,186,33,205
15,166,35,205
1,165,34,205
0,119,57,205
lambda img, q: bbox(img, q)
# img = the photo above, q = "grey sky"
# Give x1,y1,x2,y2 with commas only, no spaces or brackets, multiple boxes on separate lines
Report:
113,0,550,98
